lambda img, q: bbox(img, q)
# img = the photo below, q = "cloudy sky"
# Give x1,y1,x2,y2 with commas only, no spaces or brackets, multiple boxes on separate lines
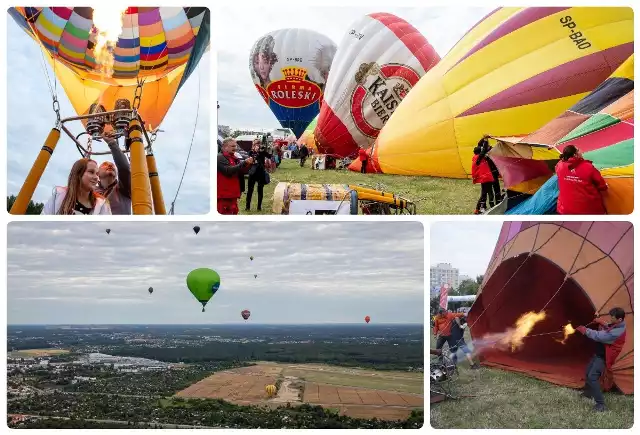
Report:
431,221,503,278
217,5,493,130
6,13,210,214
8,222,424,325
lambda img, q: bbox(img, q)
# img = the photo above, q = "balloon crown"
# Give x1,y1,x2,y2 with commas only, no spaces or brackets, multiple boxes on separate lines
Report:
281,66,307,82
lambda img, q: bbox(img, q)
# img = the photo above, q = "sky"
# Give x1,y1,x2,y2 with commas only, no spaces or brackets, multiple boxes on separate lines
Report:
7,222,424,325
216,6,494,130
430,221,503,278
6,13,211,215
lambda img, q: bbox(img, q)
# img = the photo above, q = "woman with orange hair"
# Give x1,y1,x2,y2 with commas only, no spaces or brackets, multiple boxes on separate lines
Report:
41,158,111,215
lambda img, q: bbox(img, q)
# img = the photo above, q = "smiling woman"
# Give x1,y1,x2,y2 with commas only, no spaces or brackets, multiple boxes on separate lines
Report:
6,6,211,216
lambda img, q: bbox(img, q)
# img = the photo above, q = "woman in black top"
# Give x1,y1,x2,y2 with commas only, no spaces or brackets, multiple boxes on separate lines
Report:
245,138,272,211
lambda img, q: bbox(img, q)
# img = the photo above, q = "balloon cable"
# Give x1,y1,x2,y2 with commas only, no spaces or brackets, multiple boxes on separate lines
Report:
169,66,201,215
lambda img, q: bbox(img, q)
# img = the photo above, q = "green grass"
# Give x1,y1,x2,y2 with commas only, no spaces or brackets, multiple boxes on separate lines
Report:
430,333,633,428
239,158,477,215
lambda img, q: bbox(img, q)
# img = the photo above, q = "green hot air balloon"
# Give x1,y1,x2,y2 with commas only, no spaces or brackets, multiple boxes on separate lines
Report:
186,268,220,312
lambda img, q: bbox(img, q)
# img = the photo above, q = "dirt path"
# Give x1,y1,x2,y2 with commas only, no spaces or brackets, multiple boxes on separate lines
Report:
270,376,301,403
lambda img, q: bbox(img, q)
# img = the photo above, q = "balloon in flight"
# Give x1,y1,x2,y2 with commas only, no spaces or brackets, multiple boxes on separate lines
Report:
249,28,337,138
241,309,251,320
193,226,200,235
106,229,111,235
186,268,220,312
148,287,153,294
365,316,371,324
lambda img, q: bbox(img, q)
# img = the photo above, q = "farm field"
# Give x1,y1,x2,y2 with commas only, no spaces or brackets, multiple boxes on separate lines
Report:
10,349,70,357
175,362,423,420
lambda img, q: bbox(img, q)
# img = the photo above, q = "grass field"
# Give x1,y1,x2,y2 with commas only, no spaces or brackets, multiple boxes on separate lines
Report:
11,349,70,357
430,334,633,428
176,362,423,421
238,158,477,215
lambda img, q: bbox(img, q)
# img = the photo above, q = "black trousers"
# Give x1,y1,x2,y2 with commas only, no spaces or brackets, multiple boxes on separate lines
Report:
476,182,495,211
585,355,605,406
300,156,307,167
491,172,502,202
246,172,265,210
361,160,367,173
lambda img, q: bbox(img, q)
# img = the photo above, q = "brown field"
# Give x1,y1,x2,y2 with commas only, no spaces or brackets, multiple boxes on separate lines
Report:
11,349,70,357
175,362,423,421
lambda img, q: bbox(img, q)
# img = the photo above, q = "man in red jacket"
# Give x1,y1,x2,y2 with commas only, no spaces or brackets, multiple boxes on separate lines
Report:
576,307,626,412
556,145,608,214
217,138,253,215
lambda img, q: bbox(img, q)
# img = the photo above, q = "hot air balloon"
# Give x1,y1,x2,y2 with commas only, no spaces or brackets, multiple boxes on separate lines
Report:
297,115,319,152
193,226,201,235
148,287,153,294
488,54,634,215
241,309,251,320
315,13,440,159
9,7,210,133
8,7,210,216
106,229,111,235
186,268,220,312
367,7,633,177
265,384,277,397
250,256,254,261
250,28,337,138
365,315,371,324
469,222,633,394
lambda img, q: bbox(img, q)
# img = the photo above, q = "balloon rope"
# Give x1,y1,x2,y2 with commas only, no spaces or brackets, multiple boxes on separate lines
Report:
169,66,201,215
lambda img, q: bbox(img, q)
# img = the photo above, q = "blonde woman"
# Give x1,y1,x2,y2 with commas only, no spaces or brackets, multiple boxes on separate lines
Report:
41,158,111,215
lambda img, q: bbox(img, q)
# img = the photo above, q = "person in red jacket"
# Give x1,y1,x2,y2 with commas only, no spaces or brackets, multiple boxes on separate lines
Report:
433,308,465,353
472,146,496,214
576,307,626,412
556,145,608,214
217,138,253,215
358,147,369,174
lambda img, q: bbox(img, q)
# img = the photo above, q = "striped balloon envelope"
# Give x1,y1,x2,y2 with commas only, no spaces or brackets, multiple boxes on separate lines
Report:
315,13,440,159
9,7,210,131
297,115,319,152
489,54,634,215
368,7,633,177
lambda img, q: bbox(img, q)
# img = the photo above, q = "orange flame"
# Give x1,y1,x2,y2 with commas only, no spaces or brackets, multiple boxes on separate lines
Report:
555,323,576,345
92,7,126,77
482,311,547,352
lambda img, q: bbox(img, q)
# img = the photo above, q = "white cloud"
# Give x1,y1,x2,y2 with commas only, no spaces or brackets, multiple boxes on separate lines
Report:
430,222,503,277
8,222,424,324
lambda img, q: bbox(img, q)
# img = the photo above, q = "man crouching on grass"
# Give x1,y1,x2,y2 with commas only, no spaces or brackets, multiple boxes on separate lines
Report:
576,307,626,412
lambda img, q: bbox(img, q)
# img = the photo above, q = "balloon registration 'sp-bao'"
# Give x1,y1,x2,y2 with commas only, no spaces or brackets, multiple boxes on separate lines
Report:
315,12,440,159
468,221,633,394
186,268,220,312
369,7,633,177
9,7,210,132
249,28,337,138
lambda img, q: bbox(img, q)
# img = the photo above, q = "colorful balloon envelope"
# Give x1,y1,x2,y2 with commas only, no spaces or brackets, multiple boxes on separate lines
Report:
9,7,210,132
186,268,220,312
365,316,371,323
368,7,634,177
315,12,440,158
249,28,337,138
241,309,251,320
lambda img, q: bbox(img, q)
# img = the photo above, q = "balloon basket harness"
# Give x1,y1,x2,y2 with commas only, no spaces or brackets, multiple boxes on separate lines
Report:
10,83,166,216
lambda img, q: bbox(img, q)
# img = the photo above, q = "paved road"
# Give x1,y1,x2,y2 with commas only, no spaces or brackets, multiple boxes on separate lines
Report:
10,414,217,429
